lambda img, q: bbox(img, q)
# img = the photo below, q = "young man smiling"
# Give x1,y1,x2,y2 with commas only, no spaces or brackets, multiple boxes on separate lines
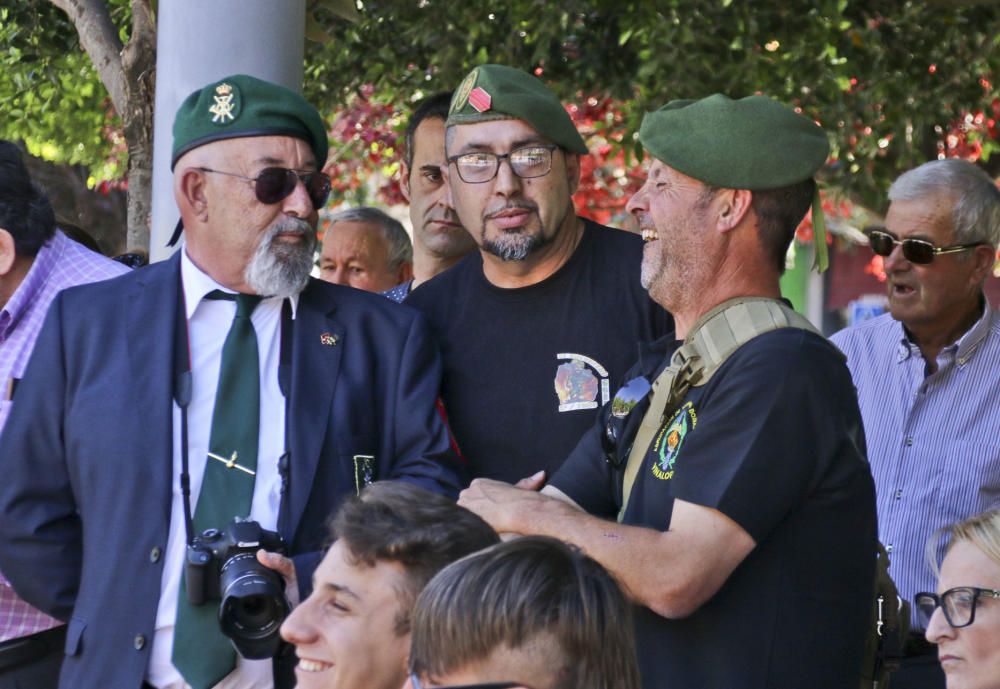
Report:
279,482,498,689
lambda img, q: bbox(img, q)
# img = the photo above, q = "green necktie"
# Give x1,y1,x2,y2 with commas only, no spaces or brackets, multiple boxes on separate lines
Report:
173,291,263,689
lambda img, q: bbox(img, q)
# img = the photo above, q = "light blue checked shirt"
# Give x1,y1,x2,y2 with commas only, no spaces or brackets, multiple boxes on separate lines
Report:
831,301,1000,627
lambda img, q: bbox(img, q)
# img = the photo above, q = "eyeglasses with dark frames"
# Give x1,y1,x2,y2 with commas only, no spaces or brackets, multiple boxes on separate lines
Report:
409,672,532,689
914,586,1000,628
447,145,559,184
195,166,331,210
865,227,985,265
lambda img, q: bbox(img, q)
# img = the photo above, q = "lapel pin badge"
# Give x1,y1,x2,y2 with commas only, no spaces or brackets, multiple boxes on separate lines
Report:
320,332,339,347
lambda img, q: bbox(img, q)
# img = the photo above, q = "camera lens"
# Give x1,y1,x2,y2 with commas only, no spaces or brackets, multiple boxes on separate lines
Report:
218,552,290,659
228,592,281,630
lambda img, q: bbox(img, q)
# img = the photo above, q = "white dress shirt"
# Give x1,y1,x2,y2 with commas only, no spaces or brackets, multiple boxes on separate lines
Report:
146,250,295,689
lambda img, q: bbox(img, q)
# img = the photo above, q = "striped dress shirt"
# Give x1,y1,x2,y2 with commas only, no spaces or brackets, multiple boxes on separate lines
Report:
831,303,1000,627
0,230,129,642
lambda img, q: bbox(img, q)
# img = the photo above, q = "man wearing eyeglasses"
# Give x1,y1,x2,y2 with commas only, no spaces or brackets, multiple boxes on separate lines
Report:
0,75,461,689
405,64,672,484
831,158,1000,689
459,95,878,689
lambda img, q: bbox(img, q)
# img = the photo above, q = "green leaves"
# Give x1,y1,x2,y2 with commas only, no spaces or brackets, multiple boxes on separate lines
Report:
303,0,1000,212
5,0,1000,207
0,0,126,181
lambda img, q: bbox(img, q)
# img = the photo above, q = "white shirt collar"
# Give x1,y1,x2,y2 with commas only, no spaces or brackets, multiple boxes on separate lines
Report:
179,247,300,319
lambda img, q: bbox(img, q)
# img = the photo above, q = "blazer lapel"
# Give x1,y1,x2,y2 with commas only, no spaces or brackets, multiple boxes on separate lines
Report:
283,280,343,542
126,253,182,525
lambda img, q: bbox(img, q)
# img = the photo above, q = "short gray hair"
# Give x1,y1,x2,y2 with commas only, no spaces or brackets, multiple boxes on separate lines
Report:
889,159,1000,249
325,206,413,269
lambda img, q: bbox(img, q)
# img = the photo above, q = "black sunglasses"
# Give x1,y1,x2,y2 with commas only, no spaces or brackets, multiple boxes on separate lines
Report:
601,376,652,469
866,227,984,265
196,166,331,210
409,673,531,689
914,586,1000,628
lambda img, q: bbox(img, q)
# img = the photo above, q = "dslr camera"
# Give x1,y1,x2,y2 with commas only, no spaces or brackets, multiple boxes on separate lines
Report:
185,518,291,659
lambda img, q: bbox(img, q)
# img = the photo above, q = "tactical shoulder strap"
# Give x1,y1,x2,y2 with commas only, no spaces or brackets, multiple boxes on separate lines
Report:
618,297,820,521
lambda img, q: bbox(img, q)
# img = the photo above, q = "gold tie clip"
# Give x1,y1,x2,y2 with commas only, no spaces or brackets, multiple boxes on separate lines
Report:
206,451,256,476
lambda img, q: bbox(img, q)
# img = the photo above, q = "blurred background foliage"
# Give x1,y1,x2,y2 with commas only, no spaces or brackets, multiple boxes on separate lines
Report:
3,0,999,218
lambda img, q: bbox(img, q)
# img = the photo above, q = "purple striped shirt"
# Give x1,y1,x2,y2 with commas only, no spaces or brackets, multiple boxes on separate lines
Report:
0,229,129,642
831,303,1000,627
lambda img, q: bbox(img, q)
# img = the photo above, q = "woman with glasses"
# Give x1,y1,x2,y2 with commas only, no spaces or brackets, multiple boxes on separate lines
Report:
916,508,1000,689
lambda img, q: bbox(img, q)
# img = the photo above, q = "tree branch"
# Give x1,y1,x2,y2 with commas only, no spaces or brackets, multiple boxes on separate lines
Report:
48,0,127,115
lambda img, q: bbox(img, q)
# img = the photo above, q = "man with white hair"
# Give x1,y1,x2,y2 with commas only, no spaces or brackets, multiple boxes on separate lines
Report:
0,74,460,689
319,206,413,293
832,158,1000,689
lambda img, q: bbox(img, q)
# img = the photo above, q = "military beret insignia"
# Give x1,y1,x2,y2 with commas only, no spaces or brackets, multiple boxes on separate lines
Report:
452,68,479,115
209,82,240,125
446,64,587,154
171,74,329,170
468,87,492,113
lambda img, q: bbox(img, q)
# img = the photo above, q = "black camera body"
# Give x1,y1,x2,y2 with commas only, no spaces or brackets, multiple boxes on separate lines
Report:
186,518,291,659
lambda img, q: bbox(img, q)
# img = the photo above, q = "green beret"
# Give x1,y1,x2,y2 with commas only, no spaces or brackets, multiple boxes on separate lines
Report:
446,65,587,154
638,94,829,189
171,74,328,169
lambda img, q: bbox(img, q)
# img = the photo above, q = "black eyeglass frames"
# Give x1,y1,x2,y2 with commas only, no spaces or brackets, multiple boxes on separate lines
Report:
914,586,1000,628
865,227,985,265
195,166,331,210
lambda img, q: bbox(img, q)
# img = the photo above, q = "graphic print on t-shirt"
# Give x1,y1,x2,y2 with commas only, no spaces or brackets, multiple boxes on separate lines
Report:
652,401,697,480
554,353,610,412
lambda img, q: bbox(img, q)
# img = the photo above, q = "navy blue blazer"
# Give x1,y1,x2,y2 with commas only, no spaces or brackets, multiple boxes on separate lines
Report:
0,252,461,688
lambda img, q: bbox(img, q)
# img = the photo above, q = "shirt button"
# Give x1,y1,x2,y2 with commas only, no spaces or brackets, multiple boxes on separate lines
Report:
149,547,161,563
134,634,146,650
895,489,903,500
904,437,914,447
886,544,894,553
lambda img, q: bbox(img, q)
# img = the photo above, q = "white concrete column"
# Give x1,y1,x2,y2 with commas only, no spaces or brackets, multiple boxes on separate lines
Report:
149,0,307,261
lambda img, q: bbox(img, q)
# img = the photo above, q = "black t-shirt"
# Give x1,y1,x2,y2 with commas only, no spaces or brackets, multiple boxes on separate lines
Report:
406,219,673,482
552,329,878,689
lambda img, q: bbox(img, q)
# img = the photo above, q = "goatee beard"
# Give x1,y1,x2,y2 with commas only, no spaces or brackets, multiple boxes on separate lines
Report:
244,218,316,297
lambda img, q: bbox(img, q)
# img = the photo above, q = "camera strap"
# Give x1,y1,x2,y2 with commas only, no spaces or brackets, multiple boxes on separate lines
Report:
172,279,293,547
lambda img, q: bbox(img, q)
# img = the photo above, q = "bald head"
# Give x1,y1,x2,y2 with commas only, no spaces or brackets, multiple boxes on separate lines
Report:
172,135,319,296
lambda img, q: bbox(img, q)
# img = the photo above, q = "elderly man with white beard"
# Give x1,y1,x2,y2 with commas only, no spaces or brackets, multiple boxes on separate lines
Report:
0,74,461,689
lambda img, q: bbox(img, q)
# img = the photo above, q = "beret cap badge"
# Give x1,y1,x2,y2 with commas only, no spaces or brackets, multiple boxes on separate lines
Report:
446,64,587,155
209,82,239,125
171,74,328,170
451,68,479,114
468,87,492,113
